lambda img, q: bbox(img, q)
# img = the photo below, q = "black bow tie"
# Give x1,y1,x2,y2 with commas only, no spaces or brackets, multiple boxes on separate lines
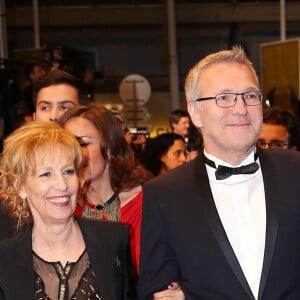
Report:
204,154,259,180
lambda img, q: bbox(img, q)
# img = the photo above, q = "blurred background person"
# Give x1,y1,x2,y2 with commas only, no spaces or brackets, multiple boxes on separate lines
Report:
81,67,96,103
115,114,148,163
50,44,65,71
23,62,46,116
186,122,203,161
33,69,83,122
257,106,300,150
0,121,135,299
186,134,203,162
14,63,46,128
0,59,23,146
169,109,190,144
141,133,186,177
124,127,149,163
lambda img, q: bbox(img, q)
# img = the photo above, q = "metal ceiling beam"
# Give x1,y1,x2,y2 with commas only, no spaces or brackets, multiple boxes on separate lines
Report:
0,0,8,59
6,2,300,28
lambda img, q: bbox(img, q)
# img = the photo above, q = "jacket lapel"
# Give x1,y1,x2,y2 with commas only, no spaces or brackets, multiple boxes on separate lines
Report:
14,226,35,299
194,155,255,300
257,150,279,300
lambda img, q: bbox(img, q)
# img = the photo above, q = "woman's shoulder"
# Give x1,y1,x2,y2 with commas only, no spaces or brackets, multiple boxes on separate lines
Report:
119,185,142,207
0,225,32,260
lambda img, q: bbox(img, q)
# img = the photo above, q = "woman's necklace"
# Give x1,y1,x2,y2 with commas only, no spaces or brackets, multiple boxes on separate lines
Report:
82,192,121,221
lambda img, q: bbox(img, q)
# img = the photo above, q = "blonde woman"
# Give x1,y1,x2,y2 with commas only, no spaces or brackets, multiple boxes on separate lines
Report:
0,121,136,300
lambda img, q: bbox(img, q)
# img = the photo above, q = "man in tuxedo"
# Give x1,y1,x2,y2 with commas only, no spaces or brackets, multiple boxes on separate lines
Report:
138,46,300,300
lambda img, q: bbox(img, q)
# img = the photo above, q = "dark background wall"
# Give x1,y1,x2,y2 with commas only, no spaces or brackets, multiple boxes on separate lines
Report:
5,0,300,134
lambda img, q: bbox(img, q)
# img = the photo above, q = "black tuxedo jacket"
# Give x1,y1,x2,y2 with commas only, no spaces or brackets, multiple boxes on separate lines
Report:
138,149,300,300
0,217,136,300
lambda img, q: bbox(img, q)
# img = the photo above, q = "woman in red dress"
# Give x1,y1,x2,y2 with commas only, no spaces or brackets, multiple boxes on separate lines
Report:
59,105,151,276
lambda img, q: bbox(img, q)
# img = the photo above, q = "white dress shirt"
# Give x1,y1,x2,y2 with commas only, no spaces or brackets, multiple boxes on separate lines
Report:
204,149,266,299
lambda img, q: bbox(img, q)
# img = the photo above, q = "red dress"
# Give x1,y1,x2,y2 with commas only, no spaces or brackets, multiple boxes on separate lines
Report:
120,189,142,274
74,189,143,275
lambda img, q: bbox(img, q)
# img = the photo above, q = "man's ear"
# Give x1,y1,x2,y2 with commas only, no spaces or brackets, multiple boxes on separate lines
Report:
160,153,167,164
33,112,36,121
187,102,203,128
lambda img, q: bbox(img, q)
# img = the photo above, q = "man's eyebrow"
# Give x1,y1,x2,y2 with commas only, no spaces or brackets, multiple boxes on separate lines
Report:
37,100,77,105
217,87,259,93
36,100,52,105
58,100,78,104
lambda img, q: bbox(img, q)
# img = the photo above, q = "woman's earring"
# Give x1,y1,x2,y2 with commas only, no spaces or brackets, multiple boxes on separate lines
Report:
17,199,26,230
107,150,115,161
80,180,85,189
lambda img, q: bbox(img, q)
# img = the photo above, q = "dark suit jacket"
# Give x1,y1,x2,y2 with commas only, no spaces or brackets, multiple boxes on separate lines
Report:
0,204,15,241
0,217,136,300
138,149,300,300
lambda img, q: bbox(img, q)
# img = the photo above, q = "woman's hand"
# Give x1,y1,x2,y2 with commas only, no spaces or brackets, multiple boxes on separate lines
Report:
153,282,185,299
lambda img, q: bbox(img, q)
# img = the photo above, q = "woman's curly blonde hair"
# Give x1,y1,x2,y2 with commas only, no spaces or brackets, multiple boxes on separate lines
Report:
0,121,83,227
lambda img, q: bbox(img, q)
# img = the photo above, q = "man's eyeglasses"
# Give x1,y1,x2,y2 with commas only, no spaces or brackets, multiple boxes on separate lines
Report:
256,139,289,149
194,91,263,108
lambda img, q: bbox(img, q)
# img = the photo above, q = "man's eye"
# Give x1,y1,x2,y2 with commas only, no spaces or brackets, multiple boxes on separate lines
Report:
40,106,50,111
245,92,256,99
270,140,285,147
257,139,265,146
61,103,76,111
174,150,184,157
217,94,229,101
62,106,72,111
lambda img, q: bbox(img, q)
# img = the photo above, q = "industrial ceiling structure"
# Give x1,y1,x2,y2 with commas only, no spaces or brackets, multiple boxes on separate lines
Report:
5,0,300,86
4,0,300,132
6,0,290,5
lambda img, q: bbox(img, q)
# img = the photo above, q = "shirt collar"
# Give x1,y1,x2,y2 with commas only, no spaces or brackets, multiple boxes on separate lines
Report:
204,148,260,184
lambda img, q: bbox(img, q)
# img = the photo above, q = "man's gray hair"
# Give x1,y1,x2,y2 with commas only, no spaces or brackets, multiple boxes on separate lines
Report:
185,46,259,102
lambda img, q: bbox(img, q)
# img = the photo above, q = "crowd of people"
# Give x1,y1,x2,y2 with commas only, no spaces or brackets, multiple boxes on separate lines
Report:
0,45,300,299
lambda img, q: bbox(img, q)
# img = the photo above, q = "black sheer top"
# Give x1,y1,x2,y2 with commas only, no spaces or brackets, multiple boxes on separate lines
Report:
33,250,102,300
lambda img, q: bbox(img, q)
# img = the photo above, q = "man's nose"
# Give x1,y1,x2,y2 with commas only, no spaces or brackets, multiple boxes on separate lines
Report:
179,152,187,163
232,96,247,115
49,108,59,122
